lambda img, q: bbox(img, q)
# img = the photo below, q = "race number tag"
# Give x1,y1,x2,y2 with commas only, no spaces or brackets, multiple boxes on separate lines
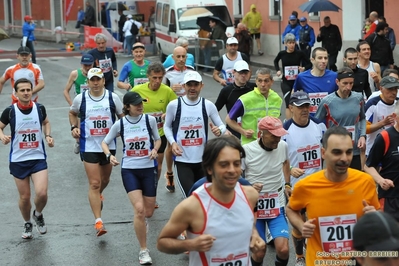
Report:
319,214,356,253
18,129,39,149
99,58,112,73
149,112,163,129
257,191,280,219
225,69,235,83
180,124,203,146
133,77,149,86
126,136,149,157
284,66,299,80
297,144,321,169
210,251,249,266
89,115,110,136
344,125,355,144
309,92,328,113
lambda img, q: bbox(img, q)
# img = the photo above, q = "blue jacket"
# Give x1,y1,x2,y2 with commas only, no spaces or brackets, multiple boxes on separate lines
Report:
282,24,300,43
299,24,315,47
387,27,396,51
22,22,36,41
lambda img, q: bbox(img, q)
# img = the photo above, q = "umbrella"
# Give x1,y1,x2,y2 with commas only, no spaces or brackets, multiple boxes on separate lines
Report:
0,28,10,42
179,8,213,22
299,0,341,13
196,16,226,33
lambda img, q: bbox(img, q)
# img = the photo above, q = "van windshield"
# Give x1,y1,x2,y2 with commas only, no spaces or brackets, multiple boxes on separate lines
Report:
177,6,233,30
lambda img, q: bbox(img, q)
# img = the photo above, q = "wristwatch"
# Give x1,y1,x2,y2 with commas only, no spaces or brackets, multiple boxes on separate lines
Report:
71,125,78,131
106,153,112,161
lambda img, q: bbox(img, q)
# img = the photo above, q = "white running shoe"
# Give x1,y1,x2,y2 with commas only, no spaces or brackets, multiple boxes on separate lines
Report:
139,249,152,265
33,212,47,234
295,257,305,266
73,142,80,154
22,222,33,239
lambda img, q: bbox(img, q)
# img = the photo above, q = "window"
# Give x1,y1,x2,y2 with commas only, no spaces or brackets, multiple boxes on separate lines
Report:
170,9,176,25
269,0,282,20
156,2,162,24
177,6,233,30
162,4,169,27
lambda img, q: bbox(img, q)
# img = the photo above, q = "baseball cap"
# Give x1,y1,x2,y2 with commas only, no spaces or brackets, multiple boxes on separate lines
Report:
353,212,399,251
123,91,147,105
289,91,311,106
380,76,399,89
258,117,288,137
87,68,104,79
24,15,32,21
234,60,249,72
127,14,133,19
80,54,94,65
17,46,31,55
289,15,297,21
226,37,239,45
299,17,307,22
183,71,202,84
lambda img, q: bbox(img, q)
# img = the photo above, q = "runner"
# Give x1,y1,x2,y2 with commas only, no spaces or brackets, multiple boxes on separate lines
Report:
283,91,326,266
226,68,282,144
131,62,177,208
117,42,150,91
63,53,94,154
293,47,337,116
315,67,366,170
157,136,265,266
0,78,54,239
357,40,381,92
274,33,311,120
242,116,291,266
88,33,118,92
343,47,371,99
286,126,379,266
69,68,124,236
0,46,44,104
102,91,161,265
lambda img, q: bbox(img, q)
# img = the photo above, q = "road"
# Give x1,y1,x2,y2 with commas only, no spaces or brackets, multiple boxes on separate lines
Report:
0,55,295,266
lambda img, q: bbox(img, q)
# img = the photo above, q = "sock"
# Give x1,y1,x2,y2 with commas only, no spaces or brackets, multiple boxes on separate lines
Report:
34,210,42,217
25,220,31,224
275,255,289,266
95,218,102,224
250,257,263,266
293,235,304,256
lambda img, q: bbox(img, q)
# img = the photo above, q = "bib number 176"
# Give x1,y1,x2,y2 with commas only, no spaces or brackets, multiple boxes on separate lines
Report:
219,262,242,266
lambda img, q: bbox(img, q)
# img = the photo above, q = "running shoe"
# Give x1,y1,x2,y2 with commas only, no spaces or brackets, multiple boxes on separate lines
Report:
154,201,159,209
22,222,33,239
258,50,264,55
73,142,80,154
94,221,107,237
177,233,186,240
295,257,305,266
100,194,104,211
165,172,175,193
139,248,152,265
33,211,47,234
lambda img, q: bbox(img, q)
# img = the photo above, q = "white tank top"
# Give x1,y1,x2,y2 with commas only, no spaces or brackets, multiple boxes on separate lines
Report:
358,61,377,92
11,103,45,162
81,90,116,152
187,183,253,266
120,115,156,169
222,52,243,84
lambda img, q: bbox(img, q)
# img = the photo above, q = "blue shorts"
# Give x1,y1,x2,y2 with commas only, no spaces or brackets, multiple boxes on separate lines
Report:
121,167,158,196
256,207,289,241
10,159,48,179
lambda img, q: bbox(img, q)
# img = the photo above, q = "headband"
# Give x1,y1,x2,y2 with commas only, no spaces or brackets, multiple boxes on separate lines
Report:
337,72,354,80
132,45,145,51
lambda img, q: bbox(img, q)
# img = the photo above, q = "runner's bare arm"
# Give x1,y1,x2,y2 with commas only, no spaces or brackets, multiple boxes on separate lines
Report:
0,76,6,94
32,79,45,95
0,121,11,145
63,70,78,106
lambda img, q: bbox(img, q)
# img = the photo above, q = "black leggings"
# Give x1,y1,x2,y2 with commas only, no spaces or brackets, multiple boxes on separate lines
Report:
281,81,294,108
175,161,204,197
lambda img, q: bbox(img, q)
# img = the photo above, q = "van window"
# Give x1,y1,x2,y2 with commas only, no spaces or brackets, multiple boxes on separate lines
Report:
162,4,170,27
170,9,176,25
156,2,162,24
177,6,233,30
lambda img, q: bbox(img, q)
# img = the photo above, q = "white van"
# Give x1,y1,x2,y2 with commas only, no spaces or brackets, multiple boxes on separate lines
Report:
154,0,234,61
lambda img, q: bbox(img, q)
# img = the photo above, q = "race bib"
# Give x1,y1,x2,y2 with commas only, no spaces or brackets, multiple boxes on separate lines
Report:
225,69,235,83
257,191,280,219
99,58,112,73
18,129,39,149
149,112,163,129
126,136,149,157
319,214,356,253
180,124,203,146
133,77,149,86
89,115,111,136
284,66,299,80
210,251,249,266
309,92,328,113
297,144,321,169
344,125,355,144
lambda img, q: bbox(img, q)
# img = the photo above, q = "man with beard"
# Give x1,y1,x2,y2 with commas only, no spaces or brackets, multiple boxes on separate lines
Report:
343,47,371,98
315,67,366,170
357,41,381,92
286,126,379,266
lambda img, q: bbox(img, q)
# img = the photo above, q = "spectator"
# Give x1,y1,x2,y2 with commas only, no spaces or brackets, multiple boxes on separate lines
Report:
22,15,37,64
84,1,96,27
282,15,300,49
234,23,252,62
116,9,126,43
123,14,141,56
100,5,107,28
198,27,212,72
364,11,379,39
378,16,396,51
148,7,156,44
362,18,371,37
317,16,342,71
242,4,263,55
76,6,85,30
209,17,227,51
298,17,315,60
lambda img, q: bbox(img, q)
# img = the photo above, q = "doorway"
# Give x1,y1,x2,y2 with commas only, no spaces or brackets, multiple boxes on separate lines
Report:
365,0,383,17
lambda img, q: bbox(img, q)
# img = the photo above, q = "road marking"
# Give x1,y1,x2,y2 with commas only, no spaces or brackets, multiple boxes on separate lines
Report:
0,59,13,62
46,106,70,110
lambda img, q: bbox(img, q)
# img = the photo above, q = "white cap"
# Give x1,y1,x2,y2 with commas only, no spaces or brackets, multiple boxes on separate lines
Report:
234,60,249,71
127,14,133,19
226,37,238,44
183,71,202,84
87,68,104,79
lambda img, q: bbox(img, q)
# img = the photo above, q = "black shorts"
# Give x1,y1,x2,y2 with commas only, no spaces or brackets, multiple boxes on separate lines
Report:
379,197,399,222
252,33,260,39
80,150,116,165
281,81,294,108
121,167,158,196
158,135,167,153
350,155,361,171
10,159,48,179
